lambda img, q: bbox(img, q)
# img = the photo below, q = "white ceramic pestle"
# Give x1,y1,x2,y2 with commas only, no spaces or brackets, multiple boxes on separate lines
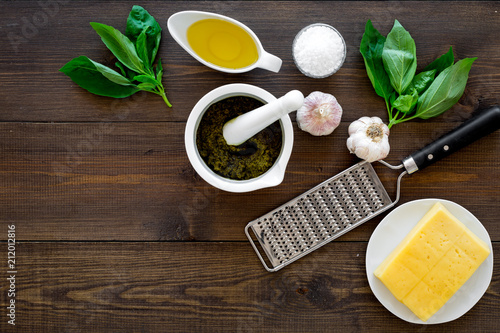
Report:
223,90,304,146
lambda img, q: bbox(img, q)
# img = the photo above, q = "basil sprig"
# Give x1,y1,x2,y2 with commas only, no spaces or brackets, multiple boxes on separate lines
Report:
360,20,475,128
60,5,171,107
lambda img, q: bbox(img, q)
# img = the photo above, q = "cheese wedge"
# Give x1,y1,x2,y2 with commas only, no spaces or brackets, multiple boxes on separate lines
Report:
374,202,490,322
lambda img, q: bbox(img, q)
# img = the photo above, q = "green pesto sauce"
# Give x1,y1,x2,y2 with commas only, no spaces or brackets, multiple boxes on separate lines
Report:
196,96,283,180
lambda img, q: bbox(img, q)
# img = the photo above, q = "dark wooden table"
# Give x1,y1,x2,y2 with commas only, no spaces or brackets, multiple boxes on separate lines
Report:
1,1,499,332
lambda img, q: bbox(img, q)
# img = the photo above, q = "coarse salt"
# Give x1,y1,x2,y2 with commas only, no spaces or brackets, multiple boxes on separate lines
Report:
293,24,346,78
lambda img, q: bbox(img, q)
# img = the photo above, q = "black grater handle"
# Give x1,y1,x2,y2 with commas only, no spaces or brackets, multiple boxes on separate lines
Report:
403,105,500,174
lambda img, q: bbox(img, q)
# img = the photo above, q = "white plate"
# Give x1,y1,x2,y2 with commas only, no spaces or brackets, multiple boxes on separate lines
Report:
366,198,493,324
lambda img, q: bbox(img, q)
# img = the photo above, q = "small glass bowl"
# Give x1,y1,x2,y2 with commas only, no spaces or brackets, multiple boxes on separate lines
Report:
292,23,347,79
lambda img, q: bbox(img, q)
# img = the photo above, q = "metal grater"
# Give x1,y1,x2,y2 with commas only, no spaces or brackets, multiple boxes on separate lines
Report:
245,106,500,272
245,160,403,272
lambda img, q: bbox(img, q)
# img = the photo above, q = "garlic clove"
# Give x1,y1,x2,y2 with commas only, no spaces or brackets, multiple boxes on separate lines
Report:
348,116,369,135
296,91,342,136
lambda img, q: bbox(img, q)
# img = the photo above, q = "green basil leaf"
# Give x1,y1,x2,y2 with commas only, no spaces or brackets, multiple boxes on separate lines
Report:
85,58,134,86
405,69,436,95
156,59,163,82
359,20,394,101
150,32,162,66
135,27,149,66
424,46,454,75
382,20,417,94
90,22,145,74
60,56,139,98
115,61,136,80
137,82,156,91
125,5,162,66
416,57,476,119
393,89,418,113
389,91,397,106
115,61,127,77
133,75,157,85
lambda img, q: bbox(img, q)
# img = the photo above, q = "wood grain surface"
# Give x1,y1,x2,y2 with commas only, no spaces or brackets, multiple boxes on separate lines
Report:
0,1,499,332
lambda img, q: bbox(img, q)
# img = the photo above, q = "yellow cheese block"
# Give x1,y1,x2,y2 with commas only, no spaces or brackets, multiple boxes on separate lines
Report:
374,202,490,322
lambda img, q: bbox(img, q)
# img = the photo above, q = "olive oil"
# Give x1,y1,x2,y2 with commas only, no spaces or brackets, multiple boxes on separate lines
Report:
187,19,259,69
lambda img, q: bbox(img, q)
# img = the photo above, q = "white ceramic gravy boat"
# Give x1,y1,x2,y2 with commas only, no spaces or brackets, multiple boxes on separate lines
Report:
185,84,294,193
167,11,282,73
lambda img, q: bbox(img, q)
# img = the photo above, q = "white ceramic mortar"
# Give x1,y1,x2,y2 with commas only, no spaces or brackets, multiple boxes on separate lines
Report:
185,84,294,193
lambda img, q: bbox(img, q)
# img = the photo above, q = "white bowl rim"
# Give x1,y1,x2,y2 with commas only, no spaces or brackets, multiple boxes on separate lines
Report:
185,83,294,192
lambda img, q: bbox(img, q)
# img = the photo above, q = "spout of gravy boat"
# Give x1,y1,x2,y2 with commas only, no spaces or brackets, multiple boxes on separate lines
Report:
167,11,282,73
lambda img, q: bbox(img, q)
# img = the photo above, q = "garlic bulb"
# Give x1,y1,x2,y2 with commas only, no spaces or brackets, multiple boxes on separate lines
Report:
296,91,342,136
346,116,390,162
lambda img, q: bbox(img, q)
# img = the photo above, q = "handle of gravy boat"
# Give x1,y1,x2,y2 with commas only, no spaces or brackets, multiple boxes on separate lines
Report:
257,50,282,73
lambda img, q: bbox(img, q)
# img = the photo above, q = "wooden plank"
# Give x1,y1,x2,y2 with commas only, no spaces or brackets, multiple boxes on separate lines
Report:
1,122,499,241
3,241,498,332
0,1,498,122
0,1,499,331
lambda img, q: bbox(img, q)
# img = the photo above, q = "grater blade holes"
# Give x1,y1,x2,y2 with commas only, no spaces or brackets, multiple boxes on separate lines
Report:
248,162,393,270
